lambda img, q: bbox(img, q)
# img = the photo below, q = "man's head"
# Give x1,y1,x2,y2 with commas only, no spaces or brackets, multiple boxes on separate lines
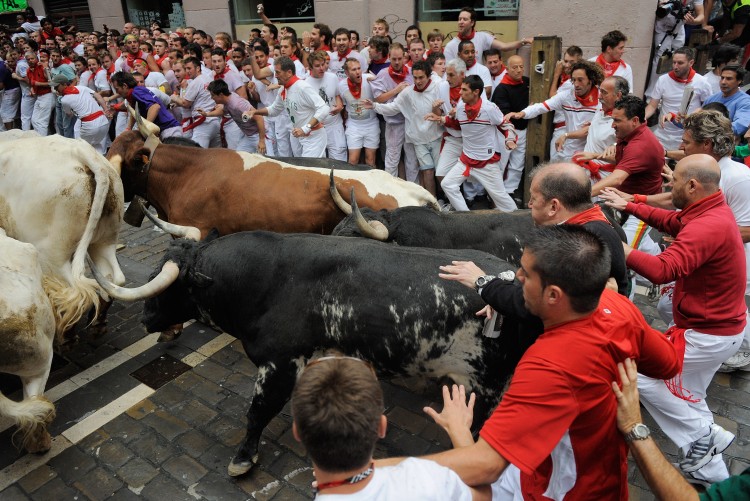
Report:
274,56,296,85
405,25,422,46
207,78,231,104
612,94,646,140
484,48,503,76
64,33,76,47
457,7,477,34
41,18,54,32
671,46,695,79
368,36,390,61
139,28,150,41
45,37,56,50
460,75,484,104
427,30,444,53
132,72,146,86
232,46,246,67
600,30,627,61
110,71,138,97
670,155,721,210
428,52,446,76
408,38,425,63
333,28,351,54
183,56,202,79
254,43,270,67
50,48,62,66
172,60,186,81
292,356,385,473
345,58,363,84
132,58,149,75
458,40,476,66
87,56,101,73
445,58,467,88
211,48,227,73
372,19,389,37
279,37,295,58
412,60,431,90
528,163,593,225
506,55,524,81
599,76,629,112
711,43,742,74
389,43,405,72
719,64,744,97
261,24,277,43
50,73,71,93
154,38,168,56
308,51,328,78
311,23,332,49
123,23,136,34
193,30,208,45
681,110,735,160
518,225,610,318
570,61,603,98
124,34,140,54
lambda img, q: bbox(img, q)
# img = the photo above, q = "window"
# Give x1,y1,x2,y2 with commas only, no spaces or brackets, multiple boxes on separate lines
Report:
419,0,520,22
234,0,315,24
123,0,184,29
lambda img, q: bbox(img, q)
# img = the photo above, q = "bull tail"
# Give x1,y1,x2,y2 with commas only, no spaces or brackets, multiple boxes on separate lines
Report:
0,392,55,453
59,144,114,338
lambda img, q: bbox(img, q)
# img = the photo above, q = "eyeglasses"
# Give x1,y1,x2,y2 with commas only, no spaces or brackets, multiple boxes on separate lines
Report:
305,355,377,377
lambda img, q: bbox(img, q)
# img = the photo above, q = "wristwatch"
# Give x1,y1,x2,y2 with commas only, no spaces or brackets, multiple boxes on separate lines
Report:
474,275,496,292
624,423,650,442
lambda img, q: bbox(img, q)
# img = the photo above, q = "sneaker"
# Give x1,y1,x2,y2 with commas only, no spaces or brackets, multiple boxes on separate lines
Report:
437,200,453,212
718,351,750,373
678,424,735,473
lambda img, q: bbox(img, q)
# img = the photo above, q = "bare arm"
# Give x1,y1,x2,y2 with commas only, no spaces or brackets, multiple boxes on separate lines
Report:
491,37,532,52
591,169,630,196
644,98,660,121
254,115,267,154
146,102,162,123
740,226,750,243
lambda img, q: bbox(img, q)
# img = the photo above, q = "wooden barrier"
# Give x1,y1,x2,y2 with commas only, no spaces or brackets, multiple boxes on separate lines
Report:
522,36,562,204
687,28,711,75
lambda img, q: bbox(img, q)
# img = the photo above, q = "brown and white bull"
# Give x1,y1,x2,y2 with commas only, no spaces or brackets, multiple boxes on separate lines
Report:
106,128,439,237
0,132,125,339
0,229,56,453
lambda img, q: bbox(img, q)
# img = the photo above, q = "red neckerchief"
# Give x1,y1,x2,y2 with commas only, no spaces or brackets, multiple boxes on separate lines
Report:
560,73,570,84
319,43,331,51
125,50,144,69
347,78,362,99
575,86,599,107
595,54,623,78
290,54,299,61
500,74,523,86
465,59,476,70
371,56,387,65
458,30,475,41
414,79,431,93
62,58,73,65
491,64,507,78
106,65,114,77
281,75,300,99
668,68,696,84
61,86,80,95
464,98,481,121
337,48,352,59
389,65,407,84
405,59,413,68
449,85,461,107
214,66,230,80
565,205,611,226
156,54,169,66
125,88,135,105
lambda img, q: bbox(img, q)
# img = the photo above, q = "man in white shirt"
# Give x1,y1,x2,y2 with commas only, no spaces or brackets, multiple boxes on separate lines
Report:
457,40,491,97
443,6,531,62
589,30,633,92
307,51,347,161
338,58,380,166
170,56,221,148
328,27,366,81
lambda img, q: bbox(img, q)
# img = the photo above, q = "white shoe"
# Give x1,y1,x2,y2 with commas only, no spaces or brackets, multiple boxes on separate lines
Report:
678,424,735,473
717,351,750,373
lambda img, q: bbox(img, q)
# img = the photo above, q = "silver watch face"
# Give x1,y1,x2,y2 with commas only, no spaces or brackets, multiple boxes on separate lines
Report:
629,423,650,440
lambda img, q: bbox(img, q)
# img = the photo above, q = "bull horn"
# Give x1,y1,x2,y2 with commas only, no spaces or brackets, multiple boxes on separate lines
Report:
136,198,202,241
329,170,351,215
350,188,389,241
126,102,161,140
87,256,180,301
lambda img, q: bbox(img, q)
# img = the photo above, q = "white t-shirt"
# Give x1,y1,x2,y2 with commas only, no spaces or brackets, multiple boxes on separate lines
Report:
704,70,721,95
444,31,496,62
315,458,472,501
145,72,169,92
329,49,367,81
266,78,330,128
719,156,750,294
306,72,343,127
184,73,216,117
91,69,109,92
338,77,378,128
465,61,492,90
584,109,616,166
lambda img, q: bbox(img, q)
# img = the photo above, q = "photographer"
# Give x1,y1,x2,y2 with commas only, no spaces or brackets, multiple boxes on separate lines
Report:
645,0,706,99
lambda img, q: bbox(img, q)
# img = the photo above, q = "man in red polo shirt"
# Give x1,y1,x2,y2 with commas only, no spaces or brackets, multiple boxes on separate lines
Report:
591,95,665,268
602,154,746,487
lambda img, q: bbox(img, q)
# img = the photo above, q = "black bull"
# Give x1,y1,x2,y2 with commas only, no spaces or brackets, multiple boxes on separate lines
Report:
140,232,532,476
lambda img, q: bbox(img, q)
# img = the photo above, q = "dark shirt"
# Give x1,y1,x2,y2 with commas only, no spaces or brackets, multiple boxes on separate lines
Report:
723,2,750,48
491,76,530,130
130,86,180,131
615,124,664,195
0,61,20,91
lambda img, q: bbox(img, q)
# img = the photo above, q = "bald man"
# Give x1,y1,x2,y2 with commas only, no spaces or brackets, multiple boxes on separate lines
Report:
602,155,747,487
491,55,529,199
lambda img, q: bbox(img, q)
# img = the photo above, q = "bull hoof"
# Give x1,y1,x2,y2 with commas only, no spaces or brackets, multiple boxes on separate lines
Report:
157,329,182,342
227,454,258,477
25,429,52,454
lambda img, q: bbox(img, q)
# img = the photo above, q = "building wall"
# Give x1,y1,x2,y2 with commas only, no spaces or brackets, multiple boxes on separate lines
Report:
88,0,125,32
518,0,655,95
183,0,232,36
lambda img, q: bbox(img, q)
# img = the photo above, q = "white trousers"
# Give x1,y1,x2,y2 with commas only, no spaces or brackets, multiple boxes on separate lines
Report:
223,119,243,150
115,112,128,137
1,87,21,124
78,117,110,154
297,128,327,157
549,126,566,163
441,159,517,212
638,329,743,482
31,93,54,136
325,121,348,161
384,121,418,181
274,114,293,156
436,135,462,177
652,124,684,152
20,94,35,131
504,128,527,193
188,118,221,148
236,133,260,153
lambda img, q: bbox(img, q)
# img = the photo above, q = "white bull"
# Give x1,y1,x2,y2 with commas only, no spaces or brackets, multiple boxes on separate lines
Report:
0,133,126,340
0,229,56,453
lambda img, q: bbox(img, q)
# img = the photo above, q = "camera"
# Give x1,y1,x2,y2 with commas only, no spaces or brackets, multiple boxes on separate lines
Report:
656,0,691,20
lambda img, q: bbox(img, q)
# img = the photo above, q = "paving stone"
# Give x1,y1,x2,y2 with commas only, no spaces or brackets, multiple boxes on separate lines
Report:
47,445,97,484
94,439,135,470
216,391,250,417
127,430,174,466
205,415,247,448
126,398,157,420
189,377,230,407
116,457,159,488
29,477,80,501
386,406,429,435
236,467,283,499
188,470,249,500
139,474,196,501
102,414,149,444
0,485,31,501
222,372,256,399
77,428,112,452
192,359,233,385
256,438,285,468
109,487,143,501
271,484,313,500
141,409,191,440
172,371,203,391
173,399,219,427
263,416,292,441
277,428,307,458
149,381,190,410
280,463,314,493
162,454,209,486
17,464,56,494
72,466,123,500
198,442,237,475
176,429,215,459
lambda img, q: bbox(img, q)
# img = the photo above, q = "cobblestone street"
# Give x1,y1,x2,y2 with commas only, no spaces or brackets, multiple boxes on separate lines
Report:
0,221,748,500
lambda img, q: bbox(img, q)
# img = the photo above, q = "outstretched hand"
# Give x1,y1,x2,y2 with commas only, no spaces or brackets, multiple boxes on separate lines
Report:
424,384,476,447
